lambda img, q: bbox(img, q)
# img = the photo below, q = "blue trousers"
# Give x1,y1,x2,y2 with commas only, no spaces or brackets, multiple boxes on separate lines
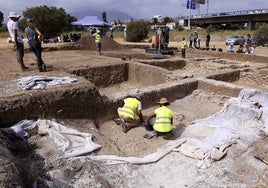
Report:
28,40,44,68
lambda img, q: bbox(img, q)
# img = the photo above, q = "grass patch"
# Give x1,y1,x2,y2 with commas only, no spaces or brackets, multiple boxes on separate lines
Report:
0,31,10,38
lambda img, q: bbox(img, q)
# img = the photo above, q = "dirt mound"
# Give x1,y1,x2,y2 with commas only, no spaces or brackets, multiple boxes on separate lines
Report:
76,36,125,51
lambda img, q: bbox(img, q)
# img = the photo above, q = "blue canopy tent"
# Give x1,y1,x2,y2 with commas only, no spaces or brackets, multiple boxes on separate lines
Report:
71,16,111,27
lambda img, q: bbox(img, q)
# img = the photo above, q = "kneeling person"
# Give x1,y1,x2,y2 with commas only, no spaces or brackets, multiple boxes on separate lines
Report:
146,98,174,138
117,95,144,133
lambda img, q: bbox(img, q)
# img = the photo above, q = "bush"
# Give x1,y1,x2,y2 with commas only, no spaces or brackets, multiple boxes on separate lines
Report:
175,24,184,31
206,25,214,33
126,20,149,42
253,24,268,46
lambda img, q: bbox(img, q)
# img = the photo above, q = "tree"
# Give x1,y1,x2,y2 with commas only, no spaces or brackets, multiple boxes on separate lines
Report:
22,6,76,38
152,18,158,25
0,11,3,27
163,17,173,25
126,20,149,42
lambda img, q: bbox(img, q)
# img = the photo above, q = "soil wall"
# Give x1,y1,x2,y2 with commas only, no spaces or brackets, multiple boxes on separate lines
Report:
69,63,129,88
138,59,186,70
128,62,168,86
0,80,103,126
206,70,241,82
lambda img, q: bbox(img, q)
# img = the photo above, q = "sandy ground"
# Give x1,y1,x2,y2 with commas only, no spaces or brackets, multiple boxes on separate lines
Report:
0,35,268,187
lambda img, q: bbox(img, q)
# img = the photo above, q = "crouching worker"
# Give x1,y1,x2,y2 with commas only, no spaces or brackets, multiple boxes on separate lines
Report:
117,95,144,133
146,98,174,139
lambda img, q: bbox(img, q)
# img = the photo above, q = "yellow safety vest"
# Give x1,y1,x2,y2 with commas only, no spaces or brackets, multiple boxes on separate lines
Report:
181,40,187,49
153,106,173,133
118,98,140,119
95,33,102,43
152,35,156,45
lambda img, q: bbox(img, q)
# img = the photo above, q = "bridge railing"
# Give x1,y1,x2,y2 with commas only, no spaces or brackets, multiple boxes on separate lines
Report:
182,8,268,19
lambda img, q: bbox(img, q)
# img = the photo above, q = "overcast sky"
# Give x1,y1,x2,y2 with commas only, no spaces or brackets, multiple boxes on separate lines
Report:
1,0,268,22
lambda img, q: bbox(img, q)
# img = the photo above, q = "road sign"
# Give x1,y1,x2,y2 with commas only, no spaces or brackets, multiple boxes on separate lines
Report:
187,0,196,10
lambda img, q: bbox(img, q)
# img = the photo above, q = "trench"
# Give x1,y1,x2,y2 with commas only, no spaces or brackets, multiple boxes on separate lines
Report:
1,50,266,186
0,55,255,126
0,54,250,160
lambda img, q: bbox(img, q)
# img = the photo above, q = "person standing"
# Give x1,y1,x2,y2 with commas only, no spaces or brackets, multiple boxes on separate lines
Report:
181,37,187,58
245,34,252,54
189,33,194,48
193,31,198,48
117,95,144,133
25,18,46,72
206,32,210,48
146,98,174,139
197,37,201,48
93,30,102,55
110,28,114,40
7,12,29,71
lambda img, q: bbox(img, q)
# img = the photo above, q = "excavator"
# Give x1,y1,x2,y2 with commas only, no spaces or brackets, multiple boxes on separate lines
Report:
145,25,178,55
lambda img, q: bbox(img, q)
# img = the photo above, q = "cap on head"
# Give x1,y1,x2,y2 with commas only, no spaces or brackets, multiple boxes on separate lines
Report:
9,12,21,18
127,91,142,100
157,97,170,105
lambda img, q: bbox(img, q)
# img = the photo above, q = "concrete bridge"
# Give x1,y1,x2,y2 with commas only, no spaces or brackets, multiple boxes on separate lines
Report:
183,9,268,30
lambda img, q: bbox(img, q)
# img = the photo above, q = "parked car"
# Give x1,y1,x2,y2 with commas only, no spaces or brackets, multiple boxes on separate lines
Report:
251,37,268,47
225,35,245,45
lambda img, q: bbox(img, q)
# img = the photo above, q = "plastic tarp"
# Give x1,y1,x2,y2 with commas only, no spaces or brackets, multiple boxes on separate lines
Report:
177,88,268,168
37,120,102,158
18,76,77,90
71,16,111,27
4,119,101,158
3,119,37,138
87,138,186,165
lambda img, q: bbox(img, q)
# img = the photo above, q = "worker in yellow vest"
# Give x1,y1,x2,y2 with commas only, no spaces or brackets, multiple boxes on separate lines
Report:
117,95,144,133
146,98,174,139
93,30,102,55
181,37,187,58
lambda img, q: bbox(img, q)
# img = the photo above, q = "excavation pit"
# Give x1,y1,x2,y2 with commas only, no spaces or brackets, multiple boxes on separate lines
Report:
0,49,263,125
1,40,268,187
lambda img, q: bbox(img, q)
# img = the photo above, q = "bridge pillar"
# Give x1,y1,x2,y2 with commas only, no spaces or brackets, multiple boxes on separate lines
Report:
248,21,255,30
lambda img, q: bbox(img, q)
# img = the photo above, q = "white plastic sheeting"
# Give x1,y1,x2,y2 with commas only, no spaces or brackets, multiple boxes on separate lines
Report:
3,119,37,138
37,120,101,158
178,88,267,168
18,76,77,90
87,138,186,165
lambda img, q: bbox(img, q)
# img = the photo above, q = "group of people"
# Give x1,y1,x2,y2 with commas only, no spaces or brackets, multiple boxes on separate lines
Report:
179,31,211,59
7,12,46,72
227,34,254,54
116,95,174,139
188,31,211,49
